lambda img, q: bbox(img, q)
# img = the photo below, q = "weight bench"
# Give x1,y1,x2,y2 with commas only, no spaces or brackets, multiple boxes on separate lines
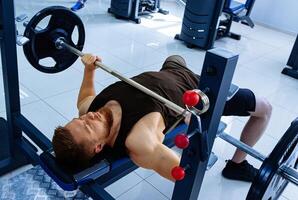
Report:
39,122,226,198
217,0,255,40
38,83,238,198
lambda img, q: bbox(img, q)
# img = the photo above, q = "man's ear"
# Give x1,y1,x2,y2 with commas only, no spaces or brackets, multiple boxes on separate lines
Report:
94,143,103,154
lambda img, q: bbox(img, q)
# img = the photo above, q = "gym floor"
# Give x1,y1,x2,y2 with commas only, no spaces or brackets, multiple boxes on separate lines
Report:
0,0,297,199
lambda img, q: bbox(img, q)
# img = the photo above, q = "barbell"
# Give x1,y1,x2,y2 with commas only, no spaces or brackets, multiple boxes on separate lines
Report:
21,6,298,200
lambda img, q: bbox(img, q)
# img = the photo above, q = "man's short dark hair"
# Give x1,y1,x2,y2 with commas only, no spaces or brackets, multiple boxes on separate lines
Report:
52,126,91,172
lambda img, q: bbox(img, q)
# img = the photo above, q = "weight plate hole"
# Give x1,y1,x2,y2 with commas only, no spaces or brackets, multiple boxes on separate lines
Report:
71,25,79,46
35,15,51,31
38,57,56,67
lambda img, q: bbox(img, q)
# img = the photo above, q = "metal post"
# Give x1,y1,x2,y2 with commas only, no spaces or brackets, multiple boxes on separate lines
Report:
217,131,266,162
0,0,30,174
280,165,298,186
172,48,238,200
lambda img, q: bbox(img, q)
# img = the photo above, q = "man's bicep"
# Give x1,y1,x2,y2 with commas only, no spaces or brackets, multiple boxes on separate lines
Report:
130,143,180,181
78,96,95,116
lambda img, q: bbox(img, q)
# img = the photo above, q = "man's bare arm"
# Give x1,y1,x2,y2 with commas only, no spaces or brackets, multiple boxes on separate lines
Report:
130,143,180,181
126,119,180,181
77,54,102,111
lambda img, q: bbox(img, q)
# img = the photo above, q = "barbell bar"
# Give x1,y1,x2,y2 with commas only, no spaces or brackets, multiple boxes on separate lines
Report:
55,38,210,116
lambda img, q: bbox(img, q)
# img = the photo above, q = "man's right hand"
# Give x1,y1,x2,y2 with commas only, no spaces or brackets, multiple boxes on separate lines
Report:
81,54,102,71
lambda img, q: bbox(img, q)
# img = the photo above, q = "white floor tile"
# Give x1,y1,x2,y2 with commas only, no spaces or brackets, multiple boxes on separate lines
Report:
282,183,298,200
199,159,251,200
0,83,40,113
105,172,143,198
232,67,278,97
21,100,68,139
44,89,80,120
117,181,168,200
242,57,297,88
19,67,83,99
264,104,298,140
108,42,168,68
146,173,174,198
267,86,298,115
134,168,155,179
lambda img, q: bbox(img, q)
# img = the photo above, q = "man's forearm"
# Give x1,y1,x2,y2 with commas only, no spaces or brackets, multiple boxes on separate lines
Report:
77,69,96,108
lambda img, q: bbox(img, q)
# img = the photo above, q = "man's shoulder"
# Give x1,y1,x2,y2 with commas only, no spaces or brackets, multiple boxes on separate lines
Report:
125,112,165,152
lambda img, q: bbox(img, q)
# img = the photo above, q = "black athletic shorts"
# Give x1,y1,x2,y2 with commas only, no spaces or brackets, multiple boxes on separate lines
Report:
223,88,256,116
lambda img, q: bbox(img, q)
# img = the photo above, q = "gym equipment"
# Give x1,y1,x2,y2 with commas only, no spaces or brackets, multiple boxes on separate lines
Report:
218,120,298,200
217,0,255,41
2,4,238,200
6,5,297,200
282,35,298,79
175,0,225,50
15,14,30,46
108,0,168,24
175,0,256,49
172,118,298,191
23,6,85,73
23,7,209,117
247,119,298,200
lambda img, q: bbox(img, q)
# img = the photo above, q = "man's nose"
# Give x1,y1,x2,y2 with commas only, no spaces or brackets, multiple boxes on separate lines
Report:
86,112,95,119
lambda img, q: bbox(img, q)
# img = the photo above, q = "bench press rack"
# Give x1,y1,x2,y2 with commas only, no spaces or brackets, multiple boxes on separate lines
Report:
0,1,241,199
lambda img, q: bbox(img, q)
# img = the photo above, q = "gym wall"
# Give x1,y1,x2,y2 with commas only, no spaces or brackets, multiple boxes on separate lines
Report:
251,0,298,34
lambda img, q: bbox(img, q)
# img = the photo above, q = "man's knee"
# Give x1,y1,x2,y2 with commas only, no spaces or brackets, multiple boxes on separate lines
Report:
252,97,272,119
162,55,187,70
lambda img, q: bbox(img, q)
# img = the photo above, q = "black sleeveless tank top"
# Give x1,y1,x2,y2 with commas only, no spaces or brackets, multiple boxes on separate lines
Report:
88,66,198,159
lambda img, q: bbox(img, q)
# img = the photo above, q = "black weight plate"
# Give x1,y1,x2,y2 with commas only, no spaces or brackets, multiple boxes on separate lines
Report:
247,118,298,200
23,6,85,73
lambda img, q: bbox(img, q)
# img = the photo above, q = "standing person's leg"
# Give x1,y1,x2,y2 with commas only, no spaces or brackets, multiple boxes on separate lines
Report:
71,0,87,11
221,89,272,182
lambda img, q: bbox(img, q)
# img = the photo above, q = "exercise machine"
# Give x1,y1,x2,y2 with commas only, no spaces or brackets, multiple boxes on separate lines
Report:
282,34,298,79
0,4,236,199
175,0,225,50
108,0,169,24
175,0,256,49
217,0,255,41
1,4,297,200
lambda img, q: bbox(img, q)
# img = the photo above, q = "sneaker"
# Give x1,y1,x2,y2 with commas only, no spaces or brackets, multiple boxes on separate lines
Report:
71,1,86,11
222,160,258,182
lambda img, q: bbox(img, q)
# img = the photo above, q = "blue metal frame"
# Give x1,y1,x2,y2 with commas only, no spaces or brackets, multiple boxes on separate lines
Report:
0,1,238,199
172,48,238,200
0,0,52,175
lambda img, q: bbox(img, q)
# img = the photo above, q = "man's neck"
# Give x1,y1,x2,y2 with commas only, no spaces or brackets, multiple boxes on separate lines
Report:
104,100,122,147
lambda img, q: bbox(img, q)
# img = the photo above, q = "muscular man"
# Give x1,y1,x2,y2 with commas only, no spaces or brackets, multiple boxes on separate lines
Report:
52,54,272,182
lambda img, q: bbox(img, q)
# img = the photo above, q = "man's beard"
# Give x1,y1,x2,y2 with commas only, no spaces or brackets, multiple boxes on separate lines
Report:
98,107,114,136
